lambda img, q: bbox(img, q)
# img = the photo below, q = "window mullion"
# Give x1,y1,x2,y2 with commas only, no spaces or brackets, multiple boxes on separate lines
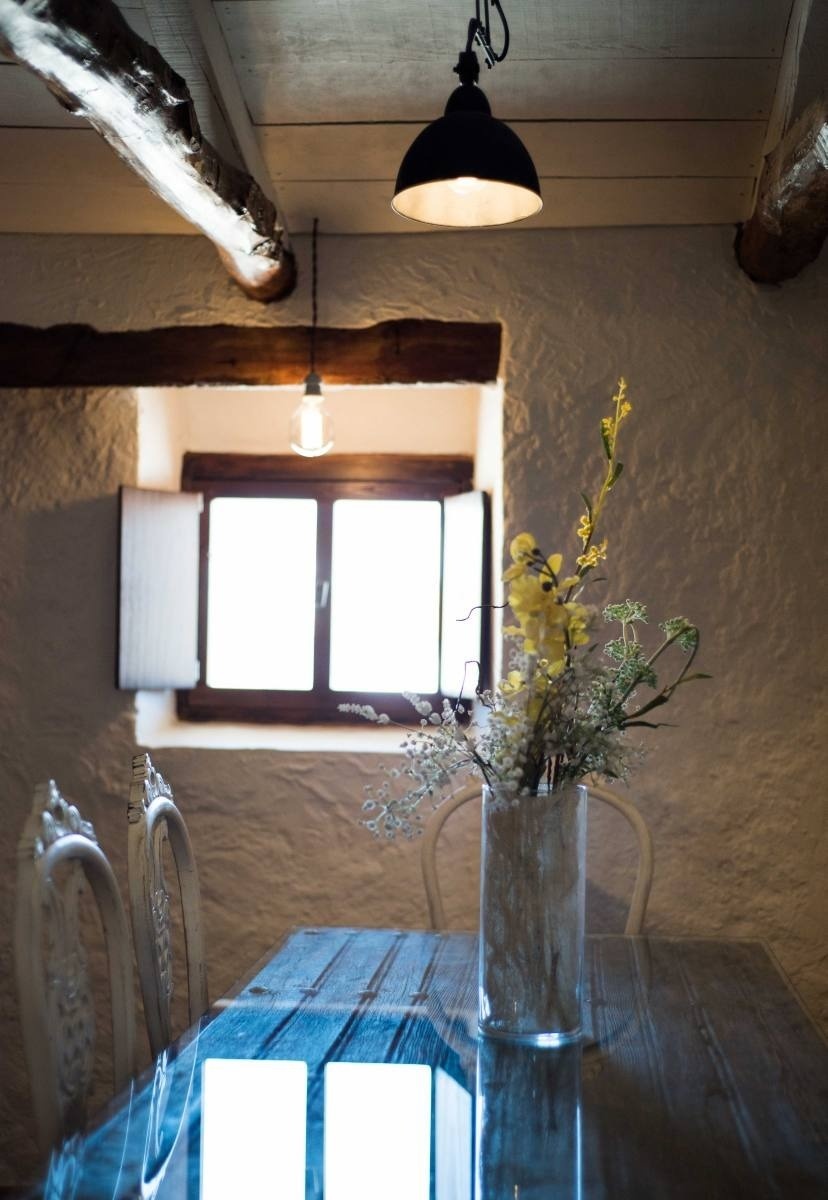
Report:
314,499,334,695
196,496,211,686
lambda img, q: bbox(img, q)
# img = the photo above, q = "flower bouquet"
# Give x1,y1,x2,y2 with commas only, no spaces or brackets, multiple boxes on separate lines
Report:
343,380,707,1041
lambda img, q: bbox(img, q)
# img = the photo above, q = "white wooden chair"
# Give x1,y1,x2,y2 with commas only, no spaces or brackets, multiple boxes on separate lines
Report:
14,780,136,1154
421,778,654,934
128,752,208,1059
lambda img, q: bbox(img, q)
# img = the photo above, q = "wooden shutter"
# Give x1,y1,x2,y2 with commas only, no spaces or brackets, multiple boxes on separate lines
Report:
440,490,490,699
118,486,203,689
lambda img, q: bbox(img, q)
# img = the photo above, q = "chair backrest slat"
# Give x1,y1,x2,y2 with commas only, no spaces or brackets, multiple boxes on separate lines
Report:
585,781,654,936
421,778,654,935
15,781,136,1154
128,753,208,1059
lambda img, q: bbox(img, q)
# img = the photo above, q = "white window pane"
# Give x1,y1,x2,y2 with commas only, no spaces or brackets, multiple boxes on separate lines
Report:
440,491,485,698
201,1059,307,1200
324,1063,432,1200
206,498,317,690
329,500,441,694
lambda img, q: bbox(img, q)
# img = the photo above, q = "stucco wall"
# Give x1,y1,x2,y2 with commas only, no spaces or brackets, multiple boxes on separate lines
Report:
0,227,826,1184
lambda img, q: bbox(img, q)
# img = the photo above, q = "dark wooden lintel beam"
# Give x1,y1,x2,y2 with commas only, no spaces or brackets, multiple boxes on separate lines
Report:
181,453,475,489
0,320,502,388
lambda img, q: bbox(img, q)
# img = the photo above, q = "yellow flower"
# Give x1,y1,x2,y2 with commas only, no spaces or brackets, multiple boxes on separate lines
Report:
507,574,548,619
547,655,566,678
509,532,537,562
503,561,526,582
503,532,541,582
539,633,567,669
577,514,592,545
576,539,608,570
522,617,540,647
564,602,591,646
500,670,525,696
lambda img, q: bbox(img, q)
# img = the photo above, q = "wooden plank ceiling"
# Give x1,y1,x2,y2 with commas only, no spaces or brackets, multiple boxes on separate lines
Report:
0,0,798,235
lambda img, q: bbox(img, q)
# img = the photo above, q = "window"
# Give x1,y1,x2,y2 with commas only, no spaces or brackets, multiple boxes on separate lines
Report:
175,454,490,723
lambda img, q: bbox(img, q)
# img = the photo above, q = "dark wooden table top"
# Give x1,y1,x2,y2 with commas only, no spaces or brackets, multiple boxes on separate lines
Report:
33,930,828,1199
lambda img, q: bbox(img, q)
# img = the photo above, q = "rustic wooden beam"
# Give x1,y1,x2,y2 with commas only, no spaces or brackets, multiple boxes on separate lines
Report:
0,0,295,302
181,453,475,489
0,321,502,387
736,100,828,284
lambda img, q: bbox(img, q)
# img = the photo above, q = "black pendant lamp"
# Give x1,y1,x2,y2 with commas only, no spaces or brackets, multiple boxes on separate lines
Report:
392,0,541,228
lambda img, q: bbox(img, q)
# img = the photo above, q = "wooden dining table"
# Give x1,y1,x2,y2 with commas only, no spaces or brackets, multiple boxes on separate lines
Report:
31,928,828,1199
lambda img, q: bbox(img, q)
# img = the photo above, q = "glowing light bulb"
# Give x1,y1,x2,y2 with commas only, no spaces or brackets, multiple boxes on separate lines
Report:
290,373,334,457
448,175,484,196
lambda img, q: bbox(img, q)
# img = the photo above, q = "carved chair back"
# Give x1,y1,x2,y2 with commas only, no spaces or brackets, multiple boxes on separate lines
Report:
128,752,208,1059
421,779,654,934
15,781,136,1154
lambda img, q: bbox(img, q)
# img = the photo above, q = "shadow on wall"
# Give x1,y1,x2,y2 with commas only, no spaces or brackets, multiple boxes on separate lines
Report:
586,881,630,934
20,498,131,762
0,493,139,1186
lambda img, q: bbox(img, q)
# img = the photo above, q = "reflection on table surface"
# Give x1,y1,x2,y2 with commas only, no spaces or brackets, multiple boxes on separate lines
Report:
42,1029,580,1200
34,929,828,1200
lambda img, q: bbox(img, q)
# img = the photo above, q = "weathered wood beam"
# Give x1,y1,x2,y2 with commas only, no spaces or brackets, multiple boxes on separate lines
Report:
0,321,502,387
760,0,812,156
737,99,828,283
0,0,295,302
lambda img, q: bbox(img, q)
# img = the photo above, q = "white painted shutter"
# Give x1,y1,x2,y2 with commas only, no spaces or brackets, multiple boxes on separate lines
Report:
440,490,489,699
118,486,203,689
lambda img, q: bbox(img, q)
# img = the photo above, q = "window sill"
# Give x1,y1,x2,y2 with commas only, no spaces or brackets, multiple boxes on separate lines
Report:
135,690,406,754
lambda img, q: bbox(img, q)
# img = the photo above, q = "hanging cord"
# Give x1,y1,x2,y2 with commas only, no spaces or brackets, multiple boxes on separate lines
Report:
309,216,319,376
466,0,510,67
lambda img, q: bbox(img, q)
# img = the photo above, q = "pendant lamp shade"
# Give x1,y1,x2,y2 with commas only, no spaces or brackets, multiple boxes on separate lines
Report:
392,82,542,228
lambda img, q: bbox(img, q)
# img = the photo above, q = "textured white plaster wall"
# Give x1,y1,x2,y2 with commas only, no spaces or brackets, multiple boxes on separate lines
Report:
0,227,826,1184
138,383,483,485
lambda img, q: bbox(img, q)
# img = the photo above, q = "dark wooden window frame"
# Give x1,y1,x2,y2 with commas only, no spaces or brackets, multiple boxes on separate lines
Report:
178,453,491,724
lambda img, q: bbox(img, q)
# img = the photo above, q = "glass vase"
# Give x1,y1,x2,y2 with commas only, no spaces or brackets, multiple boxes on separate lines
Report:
475,1038,582,1199
478,781,587,1045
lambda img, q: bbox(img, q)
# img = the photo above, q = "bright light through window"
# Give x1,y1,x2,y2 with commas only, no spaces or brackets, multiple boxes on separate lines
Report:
329,500,441,693
200,1058,308,1200
324,1062,432,1200
206,498,317,689
435,1067,473,1200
